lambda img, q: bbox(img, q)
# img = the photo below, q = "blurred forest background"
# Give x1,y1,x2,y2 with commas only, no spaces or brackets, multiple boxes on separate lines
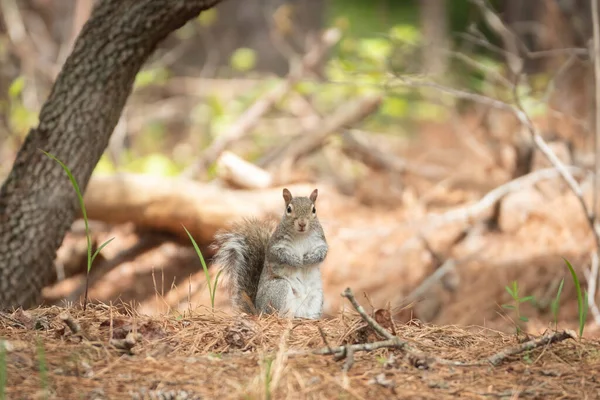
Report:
1,0,600,336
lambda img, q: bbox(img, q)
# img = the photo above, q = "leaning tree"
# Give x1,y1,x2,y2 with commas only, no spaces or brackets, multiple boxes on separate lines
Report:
0,0,224,308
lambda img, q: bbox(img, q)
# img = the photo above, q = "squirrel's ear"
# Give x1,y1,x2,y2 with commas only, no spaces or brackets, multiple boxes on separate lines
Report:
309,189,318,203
283,188,293,204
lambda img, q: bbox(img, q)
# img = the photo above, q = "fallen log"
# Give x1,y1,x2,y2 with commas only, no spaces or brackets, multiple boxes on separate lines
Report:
80,173,325,243
216,151,274,189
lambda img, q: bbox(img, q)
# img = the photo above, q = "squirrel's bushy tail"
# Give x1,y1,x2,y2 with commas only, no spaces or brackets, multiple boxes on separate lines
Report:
210,217,275,314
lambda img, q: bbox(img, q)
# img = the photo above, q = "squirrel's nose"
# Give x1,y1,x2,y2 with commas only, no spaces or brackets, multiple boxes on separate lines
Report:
298,221,307,228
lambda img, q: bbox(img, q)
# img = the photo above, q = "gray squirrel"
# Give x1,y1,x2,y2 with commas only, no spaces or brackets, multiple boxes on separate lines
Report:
211,188,328,319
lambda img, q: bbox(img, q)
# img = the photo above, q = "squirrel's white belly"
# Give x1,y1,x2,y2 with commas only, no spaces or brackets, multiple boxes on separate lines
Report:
284,236,324,318
283,265,323,318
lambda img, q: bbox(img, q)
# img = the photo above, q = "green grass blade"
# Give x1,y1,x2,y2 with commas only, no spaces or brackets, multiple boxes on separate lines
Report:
182,225,212,295
36,338,48,398
551,278,565,324
563,258,586,338
91,237,116,264
40,150,92,268
211,269,224,308
518,296,535,303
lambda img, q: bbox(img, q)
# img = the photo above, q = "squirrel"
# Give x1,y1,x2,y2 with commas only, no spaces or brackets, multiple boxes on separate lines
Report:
211,188,328,319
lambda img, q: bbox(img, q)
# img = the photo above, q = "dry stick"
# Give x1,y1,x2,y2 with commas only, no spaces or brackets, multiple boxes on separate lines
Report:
270,95,382,182
486,330,577,366
471,0,523,75
584,252,600,324
342,288,394,340
317,325,333,355
590,0,600,325
340,130,449,180
182,27,341,179
426,165,586,227
593,0,600,225
0,312,26,329
474,0,600,322
299,288,576,370
392,77,597,238
58,311,81,335
469,0,598,241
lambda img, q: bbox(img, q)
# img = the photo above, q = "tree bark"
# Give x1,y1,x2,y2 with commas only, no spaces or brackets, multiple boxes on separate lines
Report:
0,0,224,308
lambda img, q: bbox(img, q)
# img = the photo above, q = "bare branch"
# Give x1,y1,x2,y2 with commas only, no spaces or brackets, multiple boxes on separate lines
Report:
486,330,576,366
182,28,341,178
296,288,576,372
341,288,395,341
427,166,586,227
584,252,600,325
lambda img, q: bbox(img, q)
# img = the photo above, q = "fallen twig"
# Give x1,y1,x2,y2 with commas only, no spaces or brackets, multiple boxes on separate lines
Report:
340,130,449,180
486,329,577,366
426,165,587,227
0,311,27,329
295,288,577,371
341,288,394,340
584,251,600,325
58,311,81,335
215,151,273,189
110,331,142,354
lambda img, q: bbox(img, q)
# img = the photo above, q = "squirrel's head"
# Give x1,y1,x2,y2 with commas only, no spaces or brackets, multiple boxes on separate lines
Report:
282,188,319,234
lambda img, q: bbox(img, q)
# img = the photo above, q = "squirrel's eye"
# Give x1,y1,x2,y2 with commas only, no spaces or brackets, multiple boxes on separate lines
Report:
286,205,292,214
312,206,316,214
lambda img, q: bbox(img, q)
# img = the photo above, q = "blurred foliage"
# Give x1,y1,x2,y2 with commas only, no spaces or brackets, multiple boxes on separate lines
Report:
5,76,38,137
230,48,258,72
0,0,555,178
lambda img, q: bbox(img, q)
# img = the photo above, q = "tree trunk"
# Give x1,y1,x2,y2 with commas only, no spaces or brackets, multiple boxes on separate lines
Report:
420,0,449,79
0,0,224,309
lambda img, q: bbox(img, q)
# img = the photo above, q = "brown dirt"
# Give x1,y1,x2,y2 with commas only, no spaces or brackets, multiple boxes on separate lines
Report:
40,113,600,340
1,305,599,400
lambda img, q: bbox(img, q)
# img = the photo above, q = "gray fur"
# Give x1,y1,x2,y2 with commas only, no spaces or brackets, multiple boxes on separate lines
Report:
211,188,328,319
303,243,329,265
210,217,275,314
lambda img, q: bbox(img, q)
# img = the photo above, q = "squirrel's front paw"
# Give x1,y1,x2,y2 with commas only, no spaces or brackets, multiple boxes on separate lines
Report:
290,254,303,268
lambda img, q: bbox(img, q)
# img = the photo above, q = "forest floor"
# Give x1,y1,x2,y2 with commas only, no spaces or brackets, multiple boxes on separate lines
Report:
1,304,599,400
3,92,600,398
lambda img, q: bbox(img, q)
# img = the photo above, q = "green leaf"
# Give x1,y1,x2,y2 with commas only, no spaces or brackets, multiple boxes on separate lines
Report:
551,278,565,323
230,48,257,72
563,258,586,338
501,304,515,310
519,316,529,322
40,150,92,271
381,96,408,118
505,285,515,297
519,296,535,303
8,76,25,98
134,67,169,89
182,225,212,296
211,269,224,307
197,8,218,27
389,24,421,45
91,237,116,266
356,38,392,63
